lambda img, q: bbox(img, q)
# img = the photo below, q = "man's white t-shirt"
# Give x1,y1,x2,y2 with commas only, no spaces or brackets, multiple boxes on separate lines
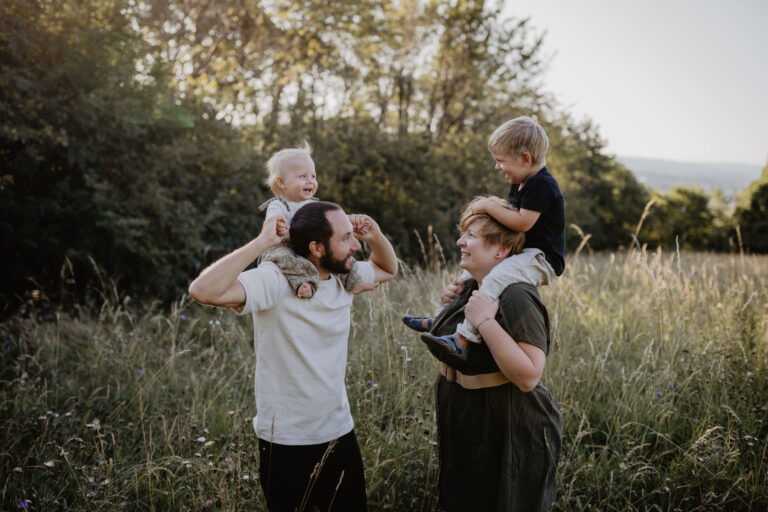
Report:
236,260,376,445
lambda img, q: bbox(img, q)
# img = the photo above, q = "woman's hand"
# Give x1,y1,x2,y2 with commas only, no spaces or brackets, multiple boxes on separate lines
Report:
440,277,464,305
464,290,498,328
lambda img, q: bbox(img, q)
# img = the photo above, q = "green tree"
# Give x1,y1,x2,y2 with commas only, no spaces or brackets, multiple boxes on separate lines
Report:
641,186,727,251
0,0,255,312
735,163,768,253
546,116,650,250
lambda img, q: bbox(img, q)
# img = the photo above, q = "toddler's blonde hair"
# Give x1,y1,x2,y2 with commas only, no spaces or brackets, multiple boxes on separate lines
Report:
264,141,313,196
488,116,548,168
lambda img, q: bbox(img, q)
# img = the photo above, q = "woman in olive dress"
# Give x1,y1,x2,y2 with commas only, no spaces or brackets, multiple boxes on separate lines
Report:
416,196,561,511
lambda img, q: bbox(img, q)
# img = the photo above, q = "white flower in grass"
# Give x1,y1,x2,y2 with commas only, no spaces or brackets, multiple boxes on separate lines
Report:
44,460,55,468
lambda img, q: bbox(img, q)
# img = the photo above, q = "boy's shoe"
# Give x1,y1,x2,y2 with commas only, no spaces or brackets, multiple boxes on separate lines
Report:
402,315,433,332
419,333,469,362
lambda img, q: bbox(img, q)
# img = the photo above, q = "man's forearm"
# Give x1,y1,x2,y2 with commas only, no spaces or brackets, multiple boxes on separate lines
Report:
367,232,398,282
189,237,272,304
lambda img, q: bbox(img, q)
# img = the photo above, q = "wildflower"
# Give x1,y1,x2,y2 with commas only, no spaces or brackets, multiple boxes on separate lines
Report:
686,272,693,278
103,350,113,355
180,314,187,320
365,380,372,387
201,499,213,510
668,383,674,389
137,369,144,375
44,460,55,467
17,500,31,509
654,391,662,400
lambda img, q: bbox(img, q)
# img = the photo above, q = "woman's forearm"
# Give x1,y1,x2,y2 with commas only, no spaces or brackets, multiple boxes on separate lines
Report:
477,320,545,392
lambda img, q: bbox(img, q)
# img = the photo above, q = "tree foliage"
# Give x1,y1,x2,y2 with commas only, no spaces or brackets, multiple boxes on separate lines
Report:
735,163,768,253
4,0,720,314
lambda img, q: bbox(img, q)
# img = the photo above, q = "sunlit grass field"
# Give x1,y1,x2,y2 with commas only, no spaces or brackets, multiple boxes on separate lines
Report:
2,250,767,511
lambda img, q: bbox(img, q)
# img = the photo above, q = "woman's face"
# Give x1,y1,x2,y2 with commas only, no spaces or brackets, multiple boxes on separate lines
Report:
457,221,506,279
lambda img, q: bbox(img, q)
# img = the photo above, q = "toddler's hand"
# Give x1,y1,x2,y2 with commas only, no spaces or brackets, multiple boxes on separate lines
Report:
259,215,287,247
472,198,493,214
349,214,378,241
276,217,290,238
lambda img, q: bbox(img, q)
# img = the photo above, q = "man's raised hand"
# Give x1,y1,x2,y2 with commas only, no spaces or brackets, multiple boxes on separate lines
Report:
260,215,289,247
349,214,378,242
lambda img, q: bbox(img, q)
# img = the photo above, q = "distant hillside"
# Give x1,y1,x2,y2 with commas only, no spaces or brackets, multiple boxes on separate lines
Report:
617,156,763,199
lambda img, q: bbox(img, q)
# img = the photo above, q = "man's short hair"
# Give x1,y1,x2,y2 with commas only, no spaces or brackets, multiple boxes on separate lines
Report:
264,141,313,196
290,201,342,258
459,196,525,254
488,116,549,168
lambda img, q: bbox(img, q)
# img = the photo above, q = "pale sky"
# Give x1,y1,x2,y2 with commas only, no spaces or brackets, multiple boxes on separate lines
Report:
503,0,768,166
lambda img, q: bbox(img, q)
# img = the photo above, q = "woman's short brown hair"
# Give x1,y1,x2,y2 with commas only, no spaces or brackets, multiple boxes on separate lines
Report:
459,196,525,255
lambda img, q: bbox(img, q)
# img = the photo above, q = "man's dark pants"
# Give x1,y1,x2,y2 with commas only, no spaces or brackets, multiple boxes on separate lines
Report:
258,429,367,511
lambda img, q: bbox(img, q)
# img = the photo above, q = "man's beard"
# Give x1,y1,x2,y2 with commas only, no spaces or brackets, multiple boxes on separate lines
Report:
320,249,352,275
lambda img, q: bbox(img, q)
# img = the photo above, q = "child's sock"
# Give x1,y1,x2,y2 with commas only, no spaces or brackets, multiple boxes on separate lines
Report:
297,282,314,298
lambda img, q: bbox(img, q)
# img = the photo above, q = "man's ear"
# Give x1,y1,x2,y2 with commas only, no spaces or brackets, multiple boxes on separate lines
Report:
520,152,532,166
308,241,325,259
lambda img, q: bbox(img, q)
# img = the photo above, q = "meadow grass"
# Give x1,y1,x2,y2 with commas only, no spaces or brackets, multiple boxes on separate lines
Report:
1,249,767,511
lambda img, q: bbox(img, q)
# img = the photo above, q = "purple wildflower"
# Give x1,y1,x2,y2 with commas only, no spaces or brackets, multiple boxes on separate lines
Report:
686,272,693,278
654,391,662,400
180,314,187,320
18,500,31,509
137,369,144,375
365,380,372,387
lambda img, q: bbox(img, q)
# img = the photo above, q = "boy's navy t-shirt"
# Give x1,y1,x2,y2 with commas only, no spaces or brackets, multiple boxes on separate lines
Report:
508,167,565,276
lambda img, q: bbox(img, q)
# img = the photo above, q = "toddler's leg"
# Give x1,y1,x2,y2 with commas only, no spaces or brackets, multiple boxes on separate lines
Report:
458,250,554,343
260,243,320,298
480,249,553,297
340,260,363,294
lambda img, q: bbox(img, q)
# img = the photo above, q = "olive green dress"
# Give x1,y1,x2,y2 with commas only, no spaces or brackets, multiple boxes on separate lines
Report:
429,280,561,512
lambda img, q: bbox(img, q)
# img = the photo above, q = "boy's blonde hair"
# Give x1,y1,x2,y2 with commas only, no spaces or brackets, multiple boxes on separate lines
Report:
264,141,313,196
459,196,525,254
488,116,548,168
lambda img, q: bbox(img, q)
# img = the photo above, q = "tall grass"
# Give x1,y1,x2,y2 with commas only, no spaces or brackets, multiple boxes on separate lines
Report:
1,249,767,510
